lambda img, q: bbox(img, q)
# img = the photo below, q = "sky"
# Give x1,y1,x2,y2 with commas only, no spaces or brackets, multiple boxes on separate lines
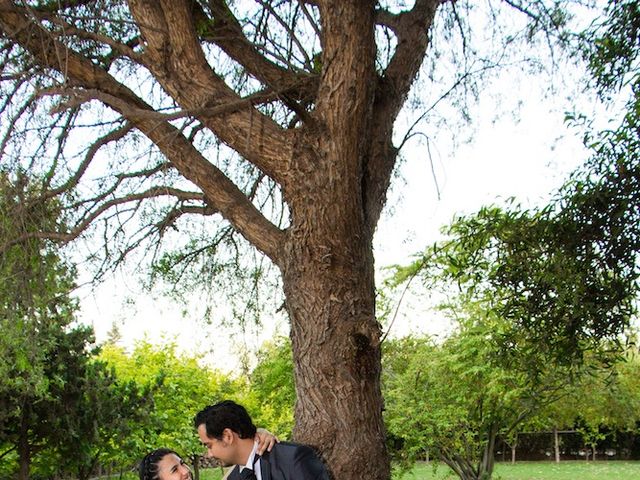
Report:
76,80,591,372
374,92,589,341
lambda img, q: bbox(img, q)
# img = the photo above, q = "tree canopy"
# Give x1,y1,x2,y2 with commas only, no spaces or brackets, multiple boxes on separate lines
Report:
0,172,151,480
387,141,640,370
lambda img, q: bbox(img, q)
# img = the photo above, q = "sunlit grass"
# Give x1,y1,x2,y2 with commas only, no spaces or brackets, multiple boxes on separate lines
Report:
117,461,640,480
399,460,640,480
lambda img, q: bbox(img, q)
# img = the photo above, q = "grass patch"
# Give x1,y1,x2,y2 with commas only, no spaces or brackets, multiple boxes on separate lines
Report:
399,461,640,480
113,461,640,480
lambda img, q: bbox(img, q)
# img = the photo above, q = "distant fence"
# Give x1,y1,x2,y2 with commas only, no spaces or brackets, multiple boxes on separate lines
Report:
496,430,640,462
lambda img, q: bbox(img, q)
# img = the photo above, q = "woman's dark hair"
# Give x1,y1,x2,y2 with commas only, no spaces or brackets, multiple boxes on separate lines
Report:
139,448,179,480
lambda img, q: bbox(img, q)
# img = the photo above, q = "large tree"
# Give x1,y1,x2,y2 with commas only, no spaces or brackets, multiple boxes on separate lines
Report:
0,1,588,477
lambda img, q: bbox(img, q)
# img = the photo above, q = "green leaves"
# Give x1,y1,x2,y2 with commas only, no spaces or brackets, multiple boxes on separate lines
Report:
99,341,245,462
0,172,156,480
391,169,638,370
382,48,640,470
245,337,295,439
583,0,640,95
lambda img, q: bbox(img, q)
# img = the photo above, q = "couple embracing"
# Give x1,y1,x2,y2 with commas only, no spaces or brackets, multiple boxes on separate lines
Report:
140,400,330,480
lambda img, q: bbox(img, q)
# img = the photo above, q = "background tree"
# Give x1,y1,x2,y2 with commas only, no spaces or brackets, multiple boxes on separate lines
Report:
99,341,242,478
382,308,578,480
0,1,605,477
0,170,80,480
549,348,640,461
391,167,639,371
0,172,149,480
382,107,640,476
245,337,296,439
381,336,437,469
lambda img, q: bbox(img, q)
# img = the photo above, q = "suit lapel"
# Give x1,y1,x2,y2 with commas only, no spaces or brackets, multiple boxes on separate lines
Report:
228,465,242,480
258,453,271,480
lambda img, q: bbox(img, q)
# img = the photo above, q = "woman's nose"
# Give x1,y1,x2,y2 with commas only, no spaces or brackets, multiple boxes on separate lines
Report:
179,464,191,478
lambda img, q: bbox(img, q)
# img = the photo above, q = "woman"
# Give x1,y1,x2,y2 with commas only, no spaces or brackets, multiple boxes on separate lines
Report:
139,448,191,480
139,430,278,480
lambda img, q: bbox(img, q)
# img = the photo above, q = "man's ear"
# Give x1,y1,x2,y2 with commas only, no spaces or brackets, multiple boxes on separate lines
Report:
221,427,235,444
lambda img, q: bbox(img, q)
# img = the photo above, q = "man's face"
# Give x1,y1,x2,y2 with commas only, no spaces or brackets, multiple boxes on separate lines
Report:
197,424,235,467
157,453,192,480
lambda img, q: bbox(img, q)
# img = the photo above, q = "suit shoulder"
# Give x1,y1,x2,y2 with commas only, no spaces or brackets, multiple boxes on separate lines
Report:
268,442,330,479
271,441,318,457
273,441,312,451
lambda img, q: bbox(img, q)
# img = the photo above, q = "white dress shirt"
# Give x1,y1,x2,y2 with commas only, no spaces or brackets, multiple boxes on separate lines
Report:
239,440,262,480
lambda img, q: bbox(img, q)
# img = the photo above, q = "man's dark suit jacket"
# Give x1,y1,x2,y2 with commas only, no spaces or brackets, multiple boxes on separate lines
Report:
227,441,330,480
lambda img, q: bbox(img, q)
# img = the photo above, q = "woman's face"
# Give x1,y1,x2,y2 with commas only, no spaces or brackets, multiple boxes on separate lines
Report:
157,453,192,480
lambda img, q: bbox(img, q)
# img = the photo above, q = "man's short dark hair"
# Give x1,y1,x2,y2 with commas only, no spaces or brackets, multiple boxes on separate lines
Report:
194,399,257,440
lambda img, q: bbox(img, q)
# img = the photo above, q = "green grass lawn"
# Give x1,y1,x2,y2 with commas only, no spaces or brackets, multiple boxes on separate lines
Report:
399,461,640,480
117,461,640,480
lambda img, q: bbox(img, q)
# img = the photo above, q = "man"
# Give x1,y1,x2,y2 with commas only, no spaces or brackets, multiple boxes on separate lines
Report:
194,400,330,480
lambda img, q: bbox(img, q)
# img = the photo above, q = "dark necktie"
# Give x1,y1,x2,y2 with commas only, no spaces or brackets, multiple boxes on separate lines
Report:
239,455,260,480
239,467,257,480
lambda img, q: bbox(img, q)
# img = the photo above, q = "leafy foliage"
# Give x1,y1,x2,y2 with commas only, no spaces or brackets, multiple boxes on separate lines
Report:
0,172,151,480
530,347,640,455
583,0,640,96
389,162,639,370
245,337,295,439
99,341,244,464
382,310,577,480
381,141,639,478
381,12,640,467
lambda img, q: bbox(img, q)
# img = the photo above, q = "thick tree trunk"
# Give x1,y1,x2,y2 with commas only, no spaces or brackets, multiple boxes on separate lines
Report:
277,3,389,477
554,427,560,463
282,239,387,479
281,173,387,479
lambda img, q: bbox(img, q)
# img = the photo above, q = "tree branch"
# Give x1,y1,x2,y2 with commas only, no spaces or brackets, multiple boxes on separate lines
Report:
42,122,133,200
363,0,440,231
46,86,287,123
375,8,400,31
254,0,313,69
127,0,294,186
194,0,318,100
0,0,285,261
0,187,202,251
155,203,218,236
27,9,141,63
